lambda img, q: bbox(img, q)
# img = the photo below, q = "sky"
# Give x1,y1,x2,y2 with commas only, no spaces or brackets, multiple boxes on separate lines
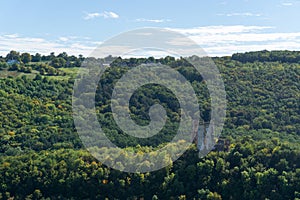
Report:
1,0,300,57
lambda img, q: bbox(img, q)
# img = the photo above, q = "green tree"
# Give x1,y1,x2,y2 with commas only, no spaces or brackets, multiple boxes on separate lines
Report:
32,53,42,62
21,53,32,64
51,57,66,68
6,50,20,61
0,62,8,69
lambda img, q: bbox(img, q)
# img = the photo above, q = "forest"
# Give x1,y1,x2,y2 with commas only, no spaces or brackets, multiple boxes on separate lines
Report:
0,50,299,199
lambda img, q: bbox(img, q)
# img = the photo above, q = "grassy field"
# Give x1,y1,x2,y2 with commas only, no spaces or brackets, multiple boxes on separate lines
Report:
0,69,38,79
59,67,81,77
0,67,86,80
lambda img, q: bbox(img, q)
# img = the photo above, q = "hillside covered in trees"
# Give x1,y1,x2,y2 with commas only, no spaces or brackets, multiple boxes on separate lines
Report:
0,50,299,199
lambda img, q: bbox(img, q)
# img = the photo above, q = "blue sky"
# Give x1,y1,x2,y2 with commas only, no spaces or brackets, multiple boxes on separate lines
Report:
1,0,300,56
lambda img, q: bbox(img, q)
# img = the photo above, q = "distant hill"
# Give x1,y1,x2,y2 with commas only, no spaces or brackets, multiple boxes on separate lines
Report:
232,50,300,63
0,50,299,199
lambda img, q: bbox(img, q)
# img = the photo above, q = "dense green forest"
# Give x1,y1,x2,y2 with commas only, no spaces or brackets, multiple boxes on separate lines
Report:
0,50,299,199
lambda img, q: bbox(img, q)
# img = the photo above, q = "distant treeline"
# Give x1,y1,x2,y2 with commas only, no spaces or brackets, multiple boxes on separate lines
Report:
232,50,300,63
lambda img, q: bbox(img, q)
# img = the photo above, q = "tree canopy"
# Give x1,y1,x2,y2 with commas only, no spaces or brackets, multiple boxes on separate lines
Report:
0,50,299,199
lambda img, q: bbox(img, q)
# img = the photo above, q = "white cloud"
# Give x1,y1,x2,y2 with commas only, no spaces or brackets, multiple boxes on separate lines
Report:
0,34,95,56
218,12,262,17
167,25,300,56
281,2,293,6
84,11,119,20
3,34,19,38
168,25,272,35
84,12,101,20
122,49,178,58
59,37,69,42
135,18,171,23
101,11,119,19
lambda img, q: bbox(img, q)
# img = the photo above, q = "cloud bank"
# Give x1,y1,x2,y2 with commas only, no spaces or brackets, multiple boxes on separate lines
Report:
1,25,300,57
